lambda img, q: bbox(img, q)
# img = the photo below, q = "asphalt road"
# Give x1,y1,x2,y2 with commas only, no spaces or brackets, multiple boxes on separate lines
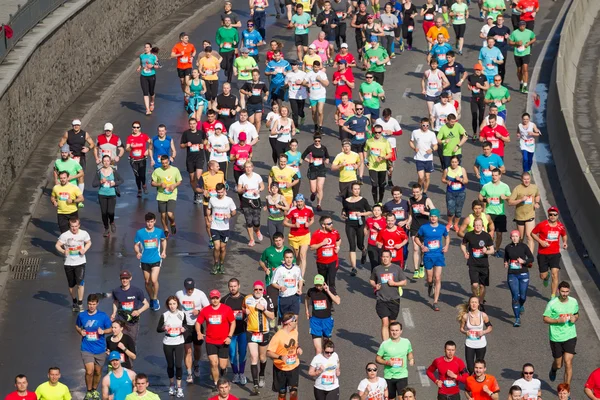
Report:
0,0,599,399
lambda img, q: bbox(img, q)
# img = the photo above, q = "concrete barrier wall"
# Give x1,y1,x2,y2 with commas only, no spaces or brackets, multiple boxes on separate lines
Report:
0,0,196,205
551,0,600,266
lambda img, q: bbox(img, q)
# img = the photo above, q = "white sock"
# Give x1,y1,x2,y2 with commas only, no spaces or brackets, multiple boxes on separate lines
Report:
78,183,84,192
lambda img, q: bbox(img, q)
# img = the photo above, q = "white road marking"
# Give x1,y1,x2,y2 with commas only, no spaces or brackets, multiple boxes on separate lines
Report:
403,89,411,98
402,308,414,328
396,115,403,124
528,0,600,342
415,64,423,73
417,366,431,386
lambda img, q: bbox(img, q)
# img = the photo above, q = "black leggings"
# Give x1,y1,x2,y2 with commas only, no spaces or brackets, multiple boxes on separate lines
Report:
219,51,235,83
382,35,394,58
470,99,485,136
465,345,486,374
269,137,279,164
130,158,147,190
368,244,381,271
335,23,347,48
218,161,229,181
345,224,365,252
289,99,306,127
314,387,339,400
163,344,184,380
140,75,156,97
369,170,387,203
402,22,414,47
98,195,116,229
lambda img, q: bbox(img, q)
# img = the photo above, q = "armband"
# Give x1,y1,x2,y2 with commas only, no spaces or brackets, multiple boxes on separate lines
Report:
484,321,492,328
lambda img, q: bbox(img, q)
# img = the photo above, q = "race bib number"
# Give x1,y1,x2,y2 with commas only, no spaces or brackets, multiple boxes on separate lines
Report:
425,14,434,20
390,357,403,368
67,246,81,256
427,240,440,250
182,300,194,311
523,195,533,204
509,260,521,270
486,63,494,70
132,149,142,157
286,355,297,365
278,182,287,189
143,239,158,249
252,88,262,96
363,92,373,99
472,249,484,258
191,144,200,152
214,212,226,221
445,67,455,76
322,248,334,257
428,82,439,89
313,299,327,310
393,209,405,220
223,43,232,49
86,331,98,341
355,132,365,140
251,332,263,342
349,212,360,220
370,148,381,156
495,35,504,42
209,315,222,324
472,88,480,94
321,374,335,385
220,108,230,116
122,301,134,311
483,169,492,177
468,330,481,340
443,379,456,387
284,278,296,288
451,182,462,191
180,57,188,63
547,231,559,241
491,139,500,149
234,310,243,320
297,217,307,225
167,327,181,337
524,138,535,147
489,197,500,205
313,157,323,166
412,204,424,214
380,273,393,284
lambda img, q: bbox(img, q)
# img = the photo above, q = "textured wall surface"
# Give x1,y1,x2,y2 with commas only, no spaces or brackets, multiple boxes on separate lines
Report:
0,0,193,205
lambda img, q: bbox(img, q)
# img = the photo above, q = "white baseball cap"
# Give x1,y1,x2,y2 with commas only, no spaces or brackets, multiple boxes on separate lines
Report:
72,119,82,126
309,44,317,50
104,122,114,131
341,43,348,48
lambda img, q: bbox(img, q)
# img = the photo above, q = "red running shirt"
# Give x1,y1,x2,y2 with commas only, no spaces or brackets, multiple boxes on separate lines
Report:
376,228,408,263
479,125,510,157
310,229,341,264
286,206,314,237
126,133,150,160
197,304,235,345
531,220,566,255
517,0,539,21
366,217,386,246
333,69,355,99
426,356,469,396
5,392,37,400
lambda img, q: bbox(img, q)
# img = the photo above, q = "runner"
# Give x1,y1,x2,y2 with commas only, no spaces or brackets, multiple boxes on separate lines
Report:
185,69,208,120
516,112,540,173
284,193,315,277
95,123,124,169
359,72,385,123
351,3,369,61
264,185,290,241
221,279,248,386
124,374,160,400
409,118,441,192
148,124,176,169
484,75,511,121
380,4,398,60
421,0,436,38
414,209,450,311
377,213,410,273
425,17,450,51
422,60,450,125
75,293,112,400
92,155,124,237
375,322,414,400
176,278,209,383
467,64,490,139
260,232,295,323
409,184,435,278
478,38,504,85
332,140,361,198
531,207,568,297
432,93,457,141
198,46,221,111
306,275,341,355
441,156,468,232
269,154,300,206
511,364,542,400
369,250,407,341
479,115,510,162
136,43,159,115
208,183,237,274
342,105,370,183
196,290,236,391
458,297,493,374
157,296,187,398
151,155,182,237
357,362,389,400
508,172,540,253
133,212,166,311
208,379,239,400
285,61,308,132
428,34,453,68
383,187,411,265
309,339,341,399
473,141,505,187
171,33,197,99
333,60,355,105
241,20,264,62
201,161,226,250
53,144,84,199
216,18,239,83
317,1,339,61
509,21,536,93
312,32,331,67
364,36,390,85
292,4,313,60
436,113,467,171
333,43,357,68
55,217,91,311
58,120,94,194
240,72,268,133
101,352,135,400
285,139,303,200
235,49,259,110
6,375,36,400
272,107,297,162
271,249,304,321
460,220,495,306
221,2,242,28
366,126,392,204
208,125,230,181
306,61,329,134
267,313,303,400
426,340,469,400
126,121,151,198
243,280,275,395
303,45,321,73
310,216,342,286
504,230,534,327
106,320,137,370
376,109,402,187
487,16,510,83
215,83,240,131
265,50,291,107
341,184,372,275
302,134,330,210
478,169,511,256
457,200,495,239
464,360,500,400
449,0,468,53
111,270,150,342
237,161,264,246
179,118,206,204
35,368,71,400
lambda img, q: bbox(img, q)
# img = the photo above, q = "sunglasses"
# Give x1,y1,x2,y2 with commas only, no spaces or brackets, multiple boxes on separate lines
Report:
356,107,364,110
254,288,264,291
324,351,334,355
248,24,254,27
548,213,558,216
523,372,534,375
494,79,502,82
367,368,378,372
314,140,321,142
105,130,113,132
366,76,373,79
374,131,382,134
132,126,141,129
422,124,429,127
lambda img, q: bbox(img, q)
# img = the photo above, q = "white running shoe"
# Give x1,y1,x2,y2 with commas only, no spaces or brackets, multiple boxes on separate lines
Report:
231,374,240,384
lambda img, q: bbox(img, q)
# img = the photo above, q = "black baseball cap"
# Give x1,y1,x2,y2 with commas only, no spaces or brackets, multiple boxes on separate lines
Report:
184,278,195,290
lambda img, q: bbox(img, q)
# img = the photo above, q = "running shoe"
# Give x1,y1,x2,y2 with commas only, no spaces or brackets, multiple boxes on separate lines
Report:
549,367,557,382
495,250,502,258
193,364,201,377
446,222,453,232
361,251,367,265
256,231,264,242
103,229,110,238
248,240,256,247
73,303,80,312
543,276,549,287
479,304,486,312
171,224,177,235
412,269,420,279
520,305,525,314
433,303,440,311
252,386,260,396
519,83,524,92
169,386,176,396
85,392,93,400
150,102,155,112
137,190,142,198
218,263,225,274
176,388,184,398
111,223,116,233
316,205,323,212
398,287,403,297
418,265,425,278
351,267,357,276
453,223,459,232
155,299,160,311
211,264,219,275
92,391,101,400
240,375,248,385
300,116,305,126
258,376,265,388
522,85,529,94
79,302,84,311
513,318,521,327
232,374,240,384
186,374,193,383
428,284,433,298
310,193,317,202
143,185,148,194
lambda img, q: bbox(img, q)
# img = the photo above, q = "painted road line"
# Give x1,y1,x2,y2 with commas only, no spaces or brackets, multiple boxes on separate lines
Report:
528,0,600,342
417,366,431,387
396,115,403,124
403,89,411,98
402,308,414,328
415,64,423,73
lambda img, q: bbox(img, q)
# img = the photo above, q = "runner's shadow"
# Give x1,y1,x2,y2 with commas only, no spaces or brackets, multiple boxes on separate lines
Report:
336,328,380,352
155,93,184,103
29,217,59,237
32,291,71,308
29,237,58,253
120,101,147,114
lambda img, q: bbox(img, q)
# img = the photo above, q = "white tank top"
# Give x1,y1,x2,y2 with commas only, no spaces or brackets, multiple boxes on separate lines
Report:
276,118,293,143
518,123,536,153
162,310,186,346
425,69,444,97
465,311,487,349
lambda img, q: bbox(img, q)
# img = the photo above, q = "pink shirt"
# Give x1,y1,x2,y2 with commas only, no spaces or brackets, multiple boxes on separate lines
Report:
230,143,253,171
312,39,329,63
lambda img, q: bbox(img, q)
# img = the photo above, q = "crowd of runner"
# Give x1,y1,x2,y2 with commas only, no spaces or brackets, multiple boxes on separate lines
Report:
7,0,600,399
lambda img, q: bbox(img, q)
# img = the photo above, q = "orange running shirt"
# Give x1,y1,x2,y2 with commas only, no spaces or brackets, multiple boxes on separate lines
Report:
172,42,196,70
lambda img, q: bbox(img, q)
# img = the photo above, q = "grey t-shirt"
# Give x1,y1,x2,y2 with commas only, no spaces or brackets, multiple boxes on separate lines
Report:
331,0,349,17
380,13,399,36
370,264,406,301
221,11,239,25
